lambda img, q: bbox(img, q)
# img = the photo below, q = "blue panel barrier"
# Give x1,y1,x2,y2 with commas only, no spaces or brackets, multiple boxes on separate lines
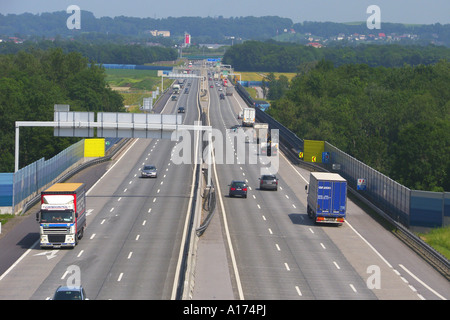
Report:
0,173,13,206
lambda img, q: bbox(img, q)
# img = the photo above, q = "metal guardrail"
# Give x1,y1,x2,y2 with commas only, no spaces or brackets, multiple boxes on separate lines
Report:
19,138,130,215
234,82,450,279
196,169,216,237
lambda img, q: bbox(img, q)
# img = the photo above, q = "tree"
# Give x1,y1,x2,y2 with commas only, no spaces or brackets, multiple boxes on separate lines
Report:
267,59,450,191
392,120,449,191
0,48,124,171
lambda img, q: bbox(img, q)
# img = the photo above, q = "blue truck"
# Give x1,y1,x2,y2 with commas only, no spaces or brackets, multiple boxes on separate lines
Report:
306,172,347,225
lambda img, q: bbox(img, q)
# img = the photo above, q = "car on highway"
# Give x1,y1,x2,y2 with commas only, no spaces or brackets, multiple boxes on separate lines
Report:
210,84,214,88
178,106,185,113
228,180,248,198
52,285,87,300
220,93,225,99
229,124,240,132
259,174,278,191
141,165,157,178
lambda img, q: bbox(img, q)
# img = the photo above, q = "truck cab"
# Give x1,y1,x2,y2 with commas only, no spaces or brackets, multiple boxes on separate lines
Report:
37,183,86,248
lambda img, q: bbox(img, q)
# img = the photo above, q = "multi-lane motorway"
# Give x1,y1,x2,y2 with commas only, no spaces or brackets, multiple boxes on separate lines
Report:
0,66,448,300
0,78,201,300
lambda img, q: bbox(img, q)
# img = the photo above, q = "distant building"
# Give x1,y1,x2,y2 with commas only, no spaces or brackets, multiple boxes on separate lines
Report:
184,33,191,47
200,44,224,49
307,42,323,48
8,36,23,43
149,30,170,37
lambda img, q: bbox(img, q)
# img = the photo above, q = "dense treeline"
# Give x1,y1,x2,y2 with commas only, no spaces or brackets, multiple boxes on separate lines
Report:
0,48,124,172
223,40,450,71
267,60,450,191
0,11,292,42
293,21,450,45
0,39,178,65
1,11,449,46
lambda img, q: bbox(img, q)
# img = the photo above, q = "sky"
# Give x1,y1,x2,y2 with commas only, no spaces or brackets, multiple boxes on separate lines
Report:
0,0,449,24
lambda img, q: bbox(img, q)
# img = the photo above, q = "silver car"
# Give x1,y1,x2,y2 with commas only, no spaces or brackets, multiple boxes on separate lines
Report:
259,174,278,190
141,165,157,178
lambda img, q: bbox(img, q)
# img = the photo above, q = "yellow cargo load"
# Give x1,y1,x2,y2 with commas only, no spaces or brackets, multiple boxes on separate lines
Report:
44,183,84,193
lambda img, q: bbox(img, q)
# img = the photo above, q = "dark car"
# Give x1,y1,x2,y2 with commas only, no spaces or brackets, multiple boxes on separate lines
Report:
52,286,87,300
259,174,278,190
178,106,185,113
220,93,225,100
141,165,157,178
229,180,248,198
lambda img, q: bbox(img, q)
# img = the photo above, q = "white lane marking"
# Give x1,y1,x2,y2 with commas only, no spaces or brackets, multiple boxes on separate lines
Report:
398,264,446,300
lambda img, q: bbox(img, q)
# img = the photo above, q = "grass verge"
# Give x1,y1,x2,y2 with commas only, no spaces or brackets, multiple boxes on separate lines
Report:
0,214,15,227
419,226,450,260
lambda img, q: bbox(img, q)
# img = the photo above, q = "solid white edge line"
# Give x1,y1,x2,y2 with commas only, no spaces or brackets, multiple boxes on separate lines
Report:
170,79,201,300
1,138,137,282
398,264,446,300
210,84,245,300
280,145,444,299
0,246,35,281
86,139,139,195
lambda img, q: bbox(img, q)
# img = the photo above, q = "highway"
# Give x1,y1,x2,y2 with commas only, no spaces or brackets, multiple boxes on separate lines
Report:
0,77,201,300
205,73,449,300
0,64,448,301
209,80,375,299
